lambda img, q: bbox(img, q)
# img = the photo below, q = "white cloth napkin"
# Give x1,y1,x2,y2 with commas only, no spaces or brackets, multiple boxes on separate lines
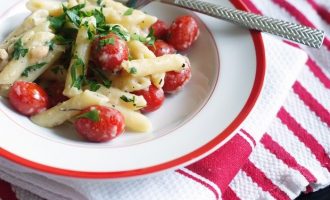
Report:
0,35,309,200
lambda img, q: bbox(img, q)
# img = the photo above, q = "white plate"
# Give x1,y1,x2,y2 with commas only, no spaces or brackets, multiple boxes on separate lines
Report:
0,0,265,178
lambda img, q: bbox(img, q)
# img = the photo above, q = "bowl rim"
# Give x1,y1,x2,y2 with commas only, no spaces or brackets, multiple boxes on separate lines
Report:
0,0,266,179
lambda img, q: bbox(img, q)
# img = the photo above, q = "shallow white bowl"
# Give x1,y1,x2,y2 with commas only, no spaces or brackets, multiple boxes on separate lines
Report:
0,0,265,179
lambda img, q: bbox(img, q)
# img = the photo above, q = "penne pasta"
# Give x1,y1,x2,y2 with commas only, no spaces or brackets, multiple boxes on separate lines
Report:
103,102,152,132
111,72,151,92
63,17,96,97
121,54,188,77
26,0,64,16
0,0,196,141
102,0,157,35
31,90,108,127
127,40,165,88
95,85,147,110
0,31,55,84
18,45,65,82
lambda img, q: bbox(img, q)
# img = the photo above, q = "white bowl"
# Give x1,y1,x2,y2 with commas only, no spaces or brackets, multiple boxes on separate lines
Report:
0,0,265,179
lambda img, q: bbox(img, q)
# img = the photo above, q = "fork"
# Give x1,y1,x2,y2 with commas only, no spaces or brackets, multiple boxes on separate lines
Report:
119,0,325,48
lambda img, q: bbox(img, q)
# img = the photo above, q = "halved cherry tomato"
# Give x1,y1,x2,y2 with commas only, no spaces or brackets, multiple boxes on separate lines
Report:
8,81,49,116
167,16,200,51
133,85,165,113
74,105,125,142
91,33,129,72
150,20,168,40
147,39,176,57
163,66,191,94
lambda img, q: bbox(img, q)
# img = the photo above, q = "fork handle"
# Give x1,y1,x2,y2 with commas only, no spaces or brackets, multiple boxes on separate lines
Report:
162,0,325,48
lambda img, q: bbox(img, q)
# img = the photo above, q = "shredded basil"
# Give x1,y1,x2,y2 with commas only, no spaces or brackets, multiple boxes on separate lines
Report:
89,81,101,92
129,67,137,74
123,8,134,16
21,62,47,77
99,38,115,47
12,38,28,60
70,56,85,89
62,3,86,27
76,109,100,122
49,14,66,32
120,95,135,103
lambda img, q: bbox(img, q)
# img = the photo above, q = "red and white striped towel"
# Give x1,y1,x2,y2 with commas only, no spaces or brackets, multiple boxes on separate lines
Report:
0,0,330,199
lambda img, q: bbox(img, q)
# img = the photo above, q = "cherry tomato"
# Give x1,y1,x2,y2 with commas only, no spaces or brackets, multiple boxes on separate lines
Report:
8,81,49,116
150,20,168,39
45,81,68,107
167,16,200,51
147,39,177,57
133,85,165,113
91,33,129,72
163,66,191,94
74,105,125,142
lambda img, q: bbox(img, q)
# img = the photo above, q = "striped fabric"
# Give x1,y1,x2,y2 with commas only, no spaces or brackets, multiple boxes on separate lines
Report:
0,0,329,199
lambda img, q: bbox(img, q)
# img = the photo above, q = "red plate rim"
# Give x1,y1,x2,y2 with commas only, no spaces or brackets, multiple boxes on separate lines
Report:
0,0,266,179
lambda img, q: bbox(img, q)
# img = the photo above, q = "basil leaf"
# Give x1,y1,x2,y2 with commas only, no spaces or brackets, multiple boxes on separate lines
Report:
99,38,115,47
12,38,28,60
123,8,134,16
21,62,47,77
70,56,85,89
120,95,135,103
49,14,66,31
129,67,137,74
93,9,106,26
77,109,100,122
110,25,130,41
146,28,156,45
63,3,86,27
89,81,101,92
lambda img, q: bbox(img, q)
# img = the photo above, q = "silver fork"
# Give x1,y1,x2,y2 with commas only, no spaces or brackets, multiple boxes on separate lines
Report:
119,0,325,48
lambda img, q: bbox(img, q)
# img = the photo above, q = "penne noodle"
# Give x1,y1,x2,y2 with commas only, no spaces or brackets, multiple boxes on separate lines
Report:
0,9,49,50
127,40,165,88
63,17,96,97
103,102,152,132
31,90,109,127
111,72,151,92
121,54,188,77
0,31,55,84
26,0,64,16
95,86,146,110
18,45,66,82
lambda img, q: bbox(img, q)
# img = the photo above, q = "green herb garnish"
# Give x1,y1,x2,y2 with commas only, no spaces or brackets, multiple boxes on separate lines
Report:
120,95,135,103
88,81,101,92
76,109,100,122
70,56,85,89
63,3,86,27
22,62,47,77
49,14,66,32
12,38,28,60
123,8,134,16
99,38,115,47
146,28,156,45
129,67,137,74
